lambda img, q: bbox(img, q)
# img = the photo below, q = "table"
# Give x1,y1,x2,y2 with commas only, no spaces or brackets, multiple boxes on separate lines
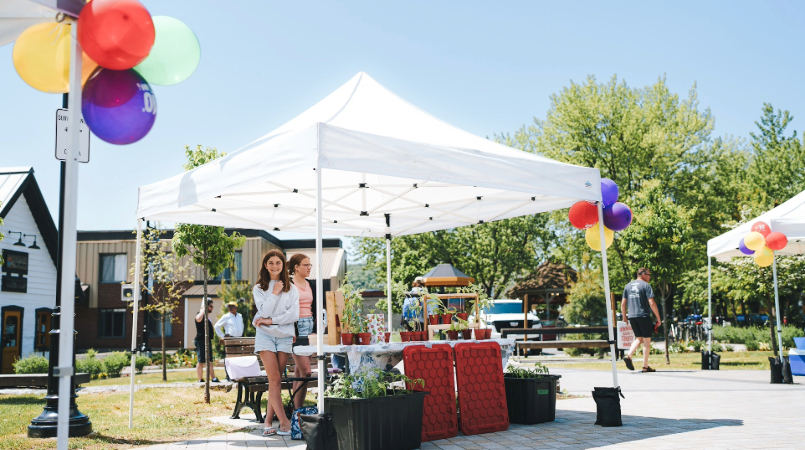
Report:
294,339,515,374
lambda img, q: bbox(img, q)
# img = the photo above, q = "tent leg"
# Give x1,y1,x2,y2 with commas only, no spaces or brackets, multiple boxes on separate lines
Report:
316,167,325,413
707,257,712,359
129,221,143,428
772,255,784,362
597,203,619,389
385,214,392,332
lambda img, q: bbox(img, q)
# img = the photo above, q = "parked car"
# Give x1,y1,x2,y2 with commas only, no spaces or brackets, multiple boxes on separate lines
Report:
470,299,542,340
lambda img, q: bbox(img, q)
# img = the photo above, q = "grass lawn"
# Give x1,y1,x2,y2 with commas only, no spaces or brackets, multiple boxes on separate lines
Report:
85,371,200,387
538,351,776,371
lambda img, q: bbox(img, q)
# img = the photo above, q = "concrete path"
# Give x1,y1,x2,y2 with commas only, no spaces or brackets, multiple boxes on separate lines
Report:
137,368,805,449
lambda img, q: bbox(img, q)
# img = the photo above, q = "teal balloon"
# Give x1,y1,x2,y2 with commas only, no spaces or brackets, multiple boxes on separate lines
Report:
134,16,200,86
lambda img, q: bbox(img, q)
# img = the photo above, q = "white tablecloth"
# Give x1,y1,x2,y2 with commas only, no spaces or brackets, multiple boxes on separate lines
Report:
294,339,515,374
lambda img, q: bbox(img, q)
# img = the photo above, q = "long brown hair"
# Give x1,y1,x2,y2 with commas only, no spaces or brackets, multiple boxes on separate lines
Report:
256,250,291,292
288,253,310,276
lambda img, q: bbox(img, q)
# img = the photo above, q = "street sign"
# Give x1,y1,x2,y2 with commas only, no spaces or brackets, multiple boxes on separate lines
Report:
55,109,90,163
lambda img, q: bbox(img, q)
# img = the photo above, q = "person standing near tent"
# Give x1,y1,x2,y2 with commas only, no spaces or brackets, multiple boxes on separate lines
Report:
401,278,430,330
621,268,662,373
252,250,299,437
288,253,318,410
195,299,220,383
214,302,245,338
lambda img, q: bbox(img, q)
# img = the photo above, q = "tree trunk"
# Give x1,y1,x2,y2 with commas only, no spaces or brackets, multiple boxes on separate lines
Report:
203,271,210,403
161,309,167,382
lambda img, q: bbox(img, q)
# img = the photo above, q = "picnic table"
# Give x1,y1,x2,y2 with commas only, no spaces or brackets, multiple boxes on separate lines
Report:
294,339,515,374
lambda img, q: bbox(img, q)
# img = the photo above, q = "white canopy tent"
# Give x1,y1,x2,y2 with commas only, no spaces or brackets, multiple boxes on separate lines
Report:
706,189,805,361
131,72,621,418
0,0,56,47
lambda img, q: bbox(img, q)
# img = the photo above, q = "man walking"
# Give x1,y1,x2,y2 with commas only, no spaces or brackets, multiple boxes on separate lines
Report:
622,268,662,373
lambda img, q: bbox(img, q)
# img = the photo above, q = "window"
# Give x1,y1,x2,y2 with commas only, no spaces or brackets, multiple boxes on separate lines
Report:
214,251,242,282
98,309,126,338
100,254,128,283
35,308,53,350
147,311,173,337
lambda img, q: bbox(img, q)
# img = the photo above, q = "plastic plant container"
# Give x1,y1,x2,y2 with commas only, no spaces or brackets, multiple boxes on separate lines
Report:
341,333,354,345
325,391,427,450
504,374,561,424
357,333,372,345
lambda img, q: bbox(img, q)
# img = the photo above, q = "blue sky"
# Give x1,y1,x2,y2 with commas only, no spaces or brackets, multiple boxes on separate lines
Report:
1,1,803,246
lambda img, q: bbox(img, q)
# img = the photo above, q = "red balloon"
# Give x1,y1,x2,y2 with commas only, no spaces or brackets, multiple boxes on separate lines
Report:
569,201,599,230
78,0,155,70
765,232,788,251
751,221,771,237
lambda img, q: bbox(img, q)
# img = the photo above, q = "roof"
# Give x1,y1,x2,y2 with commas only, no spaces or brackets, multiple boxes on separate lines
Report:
506,262,577,296
183,284,222,297
423,264,471,278
76,229,342,251
422,263,475,287
283,247,345,279
0,167,58,265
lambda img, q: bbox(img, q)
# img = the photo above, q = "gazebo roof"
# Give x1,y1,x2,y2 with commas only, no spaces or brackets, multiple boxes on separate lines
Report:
507,261,577,296
422,264,475,287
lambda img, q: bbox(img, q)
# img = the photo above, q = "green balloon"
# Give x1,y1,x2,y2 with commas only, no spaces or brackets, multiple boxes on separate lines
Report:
135,16,200,86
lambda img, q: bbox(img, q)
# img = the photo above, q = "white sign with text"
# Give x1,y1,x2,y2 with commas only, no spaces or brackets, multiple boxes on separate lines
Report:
617,321,634,350
55,109,90,163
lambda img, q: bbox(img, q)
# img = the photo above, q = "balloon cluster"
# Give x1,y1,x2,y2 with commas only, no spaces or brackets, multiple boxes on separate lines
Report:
738,221,788,267
568,178,633,251
11,0,200,145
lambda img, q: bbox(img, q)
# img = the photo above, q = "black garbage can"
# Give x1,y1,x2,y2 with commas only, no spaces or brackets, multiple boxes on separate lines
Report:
701,351,721,370
769,357,784,384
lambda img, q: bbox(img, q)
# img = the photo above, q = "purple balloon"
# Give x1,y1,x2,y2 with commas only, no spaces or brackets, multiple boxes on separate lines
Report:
738,238,754,255
603,202,632,231
601,178,619,207
82,68,157,145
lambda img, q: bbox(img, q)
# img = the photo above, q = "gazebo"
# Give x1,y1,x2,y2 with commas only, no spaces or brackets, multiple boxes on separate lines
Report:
421,263,475,288
507,262,577,322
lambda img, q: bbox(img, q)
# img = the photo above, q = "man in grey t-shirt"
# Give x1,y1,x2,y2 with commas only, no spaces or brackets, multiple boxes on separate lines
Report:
621,268,661,372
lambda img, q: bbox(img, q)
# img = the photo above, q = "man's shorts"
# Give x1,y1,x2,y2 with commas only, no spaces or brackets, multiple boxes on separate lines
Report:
629,317,654,338
255,332,293,354
194,338,211,364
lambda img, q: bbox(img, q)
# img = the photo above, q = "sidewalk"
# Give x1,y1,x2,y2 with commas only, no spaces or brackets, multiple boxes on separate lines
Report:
137,368,805,449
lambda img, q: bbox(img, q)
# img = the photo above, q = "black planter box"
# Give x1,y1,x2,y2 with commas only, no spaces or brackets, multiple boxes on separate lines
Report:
504,375,561,425
325,391,427,450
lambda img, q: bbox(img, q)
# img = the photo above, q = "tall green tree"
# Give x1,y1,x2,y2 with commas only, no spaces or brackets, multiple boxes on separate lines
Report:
173,145,246,403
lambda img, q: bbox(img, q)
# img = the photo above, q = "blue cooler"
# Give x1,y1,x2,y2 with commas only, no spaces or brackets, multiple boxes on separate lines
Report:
789,348,805,376
794,337,805,350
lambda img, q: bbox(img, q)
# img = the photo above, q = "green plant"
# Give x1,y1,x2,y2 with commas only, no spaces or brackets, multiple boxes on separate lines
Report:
505,362,550,378
135,355,150,373
326,368,424,399
564,333,606,357
745,340,760,351
461,283,492,315
76,350,106,379
13,355,49,374
103,352,130,377
668,342,685,353
690,340,705,352
339,273,365,333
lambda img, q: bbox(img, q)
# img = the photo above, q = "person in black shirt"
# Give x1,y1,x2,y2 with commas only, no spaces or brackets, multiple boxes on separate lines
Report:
195,299,220,382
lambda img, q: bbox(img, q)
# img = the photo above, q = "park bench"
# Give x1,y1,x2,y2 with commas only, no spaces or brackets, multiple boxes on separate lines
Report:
223,337,330,423
0,373,91,388
501,326,611,355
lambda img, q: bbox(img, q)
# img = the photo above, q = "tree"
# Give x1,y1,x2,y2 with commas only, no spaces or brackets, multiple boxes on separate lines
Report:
131,225,194,381
173,145,246,403
563,263,606,326
620,180,697,364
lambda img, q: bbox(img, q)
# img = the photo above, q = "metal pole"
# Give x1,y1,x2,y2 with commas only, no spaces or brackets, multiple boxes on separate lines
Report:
597,203,619,389
128,221,143,428
315,166,325,413
56,22,83,450
385,214,392,332
772,254,784,363
707,257,712,361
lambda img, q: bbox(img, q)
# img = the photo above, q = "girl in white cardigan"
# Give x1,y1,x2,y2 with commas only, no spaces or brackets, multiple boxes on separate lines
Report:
253,250,299,437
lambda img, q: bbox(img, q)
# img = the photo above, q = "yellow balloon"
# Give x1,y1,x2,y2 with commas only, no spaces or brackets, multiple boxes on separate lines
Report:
12,22,97,94
586,222,614,251
754,246,774,267
743,231,766,251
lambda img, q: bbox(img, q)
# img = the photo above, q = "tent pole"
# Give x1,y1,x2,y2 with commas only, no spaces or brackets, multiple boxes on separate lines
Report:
128,220,143,428
385,214,392,332
597,203,619,389
57,23,84,450
316,167,325,412
772,254,784,363
707,257,712,359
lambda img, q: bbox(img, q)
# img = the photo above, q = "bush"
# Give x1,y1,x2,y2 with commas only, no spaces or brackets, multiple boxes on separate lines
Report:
135,355,150,373
14,355,49,374
103,352,130,377
564,333,606,357
782,325,805,349
690,341,705,352
668,342,685,353
76,350,105,379
710,342,724,352
745,340,760,351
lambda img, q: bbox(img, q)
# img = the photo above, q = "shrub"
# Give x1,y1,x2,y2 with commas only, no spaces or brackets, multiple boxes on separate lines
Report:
564,333,607,357
710,342,724,352
76,350,105,379
14,355,49,374
745,340,760,351
668,342,685,353
690,341,705,352
103,352,130,377
781,325,805,349
135,355,150,373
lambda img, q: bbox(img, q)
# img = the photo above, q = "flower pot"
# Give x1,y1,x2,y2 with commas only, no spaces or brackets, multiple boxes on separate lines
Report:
460,329,472,340
456,313,469,321
428,315,440,325
441,314,453,325
400,331,413,342
325,391,427,450
504,374,561,424
341,333,355,345
357,333,372,345
473,328,484,340
384,332,391,343
417,331,427,341
446,330,459,340
484,328,492,339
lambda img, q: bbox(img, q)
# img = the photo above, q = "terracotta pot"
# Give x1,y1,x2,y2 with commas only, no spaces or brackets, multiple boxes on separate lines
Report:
357,333,372,345
461,329,472,340
441,314,453,325
474,328,484,340
428,315,440,325
341,333,355,345
457,313,469,321
400,331,413,342
417,331,427,341
484,328,492,339
447,330,459,340
384,332,391,343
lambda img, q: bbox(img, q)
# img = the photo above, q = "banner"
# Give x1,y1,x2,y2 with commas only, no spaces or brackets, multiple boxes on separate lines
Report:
617,321,634,350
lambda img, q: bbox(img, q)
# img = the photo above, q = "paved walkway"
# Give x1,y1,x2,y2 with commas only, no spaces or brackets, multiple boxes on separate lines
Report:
138,368,805,449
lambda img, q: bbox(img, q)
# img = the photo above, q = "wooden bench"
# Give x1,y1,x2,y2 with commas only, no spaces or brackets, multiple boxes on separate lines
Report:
501,327,611,354
223,337,327,423
0,373,91,388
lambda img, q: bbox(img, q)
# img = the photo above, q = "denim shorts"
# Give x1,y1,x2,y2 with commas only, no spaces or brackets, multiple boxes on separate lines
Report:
298,316,314,336
254,332,293,354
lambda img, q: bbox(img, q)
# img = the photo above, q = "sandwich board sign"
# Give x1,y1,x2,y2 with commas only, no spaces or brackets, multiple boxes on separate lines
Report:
617,321,634,350
55,109,90,163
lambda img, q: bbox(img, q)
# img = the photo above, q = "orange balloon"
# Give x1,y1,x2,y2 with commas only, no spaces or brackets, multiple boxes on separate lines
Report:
12,22,98,94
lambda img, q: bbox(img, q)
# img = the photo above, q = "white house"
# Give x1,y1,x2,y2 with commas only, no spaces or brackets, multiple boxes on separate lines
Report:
0,167,59,374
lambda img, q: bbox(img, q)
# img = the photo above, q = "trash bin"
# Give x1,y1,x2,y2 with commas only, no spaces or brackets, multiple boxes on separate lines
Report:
701,351,720,370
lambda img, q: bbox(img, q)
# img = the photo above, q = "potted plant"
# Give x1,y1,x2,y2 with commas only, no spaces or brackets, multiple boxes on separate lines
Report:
464,283,494,340
339,276,364,345
446,322,460,340
325,369,427,450
504,362,561,424
426,294,442,325
455,318,472,340
399,326,414,342
442,306,456,325
356,316,372,345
